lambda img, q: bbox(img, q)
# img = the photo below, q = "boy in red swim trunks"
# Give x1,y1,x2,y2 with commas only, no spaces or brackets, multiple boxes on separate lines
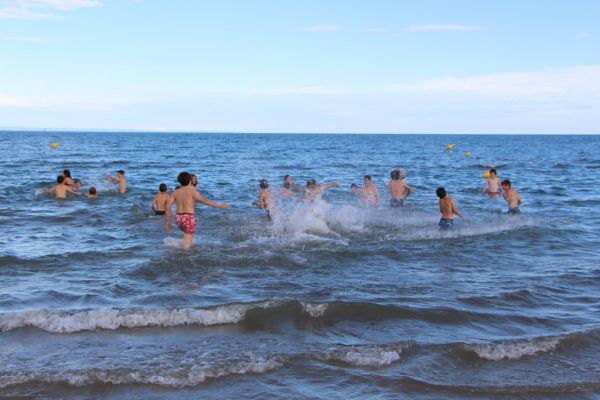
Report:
164,171,229,249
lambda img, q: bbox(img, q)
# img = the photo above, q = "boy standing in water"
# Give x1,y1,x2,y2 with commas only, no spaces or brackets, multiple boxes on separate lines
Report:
436,187,463,230
85,187,97,199
44,175,79,199
152,183,169,215
501,179,522,215
303,179,340,202
104,170,127,193
387,170,412,207
483,169,502,197
359,175,380,206
252,179,273,219
164,171,229,249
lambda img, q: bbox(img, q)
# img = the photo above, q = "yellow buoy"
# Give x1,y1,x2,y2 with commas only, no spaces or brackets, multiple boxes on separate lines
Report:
447,144,455,150
50,142,59,149
465,151,471,158
483,170,491,178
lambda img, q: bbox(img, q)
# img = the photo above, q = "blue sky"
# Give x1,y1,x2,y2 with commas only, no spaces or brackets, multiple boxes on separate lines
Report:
1,0,599,133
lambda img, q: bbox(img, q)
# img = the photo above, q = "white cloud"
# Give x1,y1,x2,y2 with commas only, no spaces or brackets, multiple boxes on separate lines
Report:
406,24,482,32
0,0,99,19
397,65,600,98
301,24,342,32
1,34,48,42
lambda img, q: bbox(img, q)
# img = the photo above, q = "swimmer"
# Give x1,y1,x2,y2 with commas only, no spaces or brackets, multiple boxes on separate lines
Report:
388,170,412,207
164,171,229,250
43,175,79,199
303,179,340,202
483,169,502,197
252,179,273,219
104,170,127,193
85,187,97,199
152,183,169,216
358,175,380,206
436,187,463,230
62,169,81,190
279,181,296,199
350,183,358,195
284,175,304,193
190,174,198,188
501,179,522,215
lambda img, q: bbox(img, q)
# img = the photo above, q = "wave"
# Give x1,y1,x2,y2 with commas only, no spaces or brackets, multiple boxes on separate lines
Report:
0,355,287,389
318,342,413,367
0,300,554,334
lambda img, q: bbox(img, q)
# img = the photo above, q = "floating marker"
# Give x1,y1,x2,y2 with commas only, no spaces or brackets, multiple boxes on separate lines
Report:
447,144,455,150
465,151,471,158
50,142,59,149
483,170,491,178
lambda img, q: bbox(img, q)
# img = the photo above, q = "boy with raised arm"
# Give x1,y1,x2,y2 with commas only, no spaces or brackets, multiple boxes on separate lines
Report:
302,179,340,202
436,187,463,230
44,175,79,199
164,171,229,249
501,179,522,215
388,170,412,207
483,169,501,197
104,170,127,193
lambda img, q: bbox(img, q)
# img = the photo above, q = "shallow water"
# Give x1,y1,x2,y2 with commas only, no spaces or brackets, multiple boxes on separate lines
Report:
0,132,599,399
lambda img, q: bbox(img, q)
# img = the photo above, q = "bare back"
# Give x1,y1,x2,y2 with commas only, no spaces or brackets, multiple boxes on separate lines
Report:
172,186,198,214
439,197,460,219
388,180,408,199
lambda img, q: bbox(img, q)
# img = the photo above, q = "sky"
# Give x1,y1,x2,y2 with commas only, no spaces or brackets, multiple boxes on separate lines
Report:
0,0,599,133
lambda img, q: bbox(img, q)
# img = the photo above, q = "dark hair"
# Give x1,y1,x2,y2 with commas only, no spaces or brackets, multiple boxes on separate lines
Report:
350,183,357,188
190,174,197,187
283,182,291,189
117,170,125,176
177,171,191,186
490,169,497,175
364,175,371,181
89,187,96,195
159,183,167,192
260,179,269,189
57,175,65,184
391,170,401,180
62,169,71,178
284,175,290,180
307,179,317,187
436,187,447,199
501,179,511,187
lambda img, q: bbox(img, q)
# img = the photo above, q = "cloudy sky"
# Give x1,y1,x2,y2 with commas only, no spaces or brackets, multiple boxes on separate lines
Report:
1,0,599,133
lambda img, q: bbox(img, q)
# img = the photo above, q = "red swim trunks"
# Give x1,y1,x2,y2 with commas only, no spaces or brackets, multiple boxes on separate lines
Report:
175,213,196,234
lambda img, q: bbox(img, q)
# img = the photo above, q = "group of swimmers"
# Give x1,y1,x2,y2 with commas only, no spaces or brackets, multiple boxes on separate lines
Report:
41,166,522,249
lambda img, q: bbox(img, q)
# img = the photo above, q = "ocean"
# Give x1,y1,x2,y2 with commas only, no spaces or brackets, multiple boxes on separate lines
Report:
0,132,599,399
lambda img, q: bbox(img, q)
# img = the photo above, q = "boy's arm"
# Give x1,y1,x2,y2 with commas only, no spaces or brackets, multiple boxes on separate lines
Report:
404,184,412,197
194,192,229,209
164,195,174,230
67,186,79,195
45,186,57,195
374,187,380,203
104,173,118,183
152,194,158,210
320,182,340,191
453,200,464,218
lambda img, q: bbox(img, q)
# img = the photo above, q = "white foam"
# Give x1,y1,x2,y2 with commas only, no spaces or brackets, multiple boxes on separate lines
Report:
163,237,184,248
465,336,561,361
0,302,276,333
320,343,410,368
0,356,286,388
300,302,328,317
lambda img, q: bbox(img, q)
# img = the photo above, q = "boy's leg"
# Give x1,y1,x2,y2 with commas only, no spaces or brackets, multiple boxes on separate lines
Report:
182,233,193,249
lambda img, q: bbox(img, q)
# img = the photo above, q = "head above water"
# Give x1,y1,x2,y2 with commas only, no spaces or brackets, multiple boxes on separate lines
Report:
490,169,497,177
391,170,401,180
190,175,197,187
177,171,191,186
283,182,291,189
364,175,372,182
307,179,317,188
57,175,65,184
436,187,447,199
159,183,167,192
89,187,96,195
62,169,71,178
117,170,125,176
501,179,512,188
260,179,269,189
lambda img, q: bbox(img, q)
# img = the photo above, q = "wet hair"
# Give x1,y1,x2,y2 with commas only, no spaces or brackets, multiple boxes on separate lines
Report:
177,171,191,186
283,182,291,189
501,179,511,187
117,170,125,176
259,179,269,189
175,185,181,190
391,170,401,180
159,183,167,192
62,169,71,178
350,183,357,189
307,179,317,187
490,169,497,176
89,187,96,195
284,175,290,181
364,175,372,181
190,174,197,187
57,175,65,184
436,187,447,199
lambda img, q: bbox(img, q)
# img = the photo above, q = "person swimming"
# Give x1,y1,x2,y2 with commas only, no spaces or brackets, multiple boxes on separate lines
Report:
253,179,273,219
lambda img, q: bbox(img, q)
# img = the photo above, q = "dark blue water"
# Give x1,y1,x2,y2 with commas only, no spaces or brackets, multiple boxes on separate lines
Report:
1,132,599,399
